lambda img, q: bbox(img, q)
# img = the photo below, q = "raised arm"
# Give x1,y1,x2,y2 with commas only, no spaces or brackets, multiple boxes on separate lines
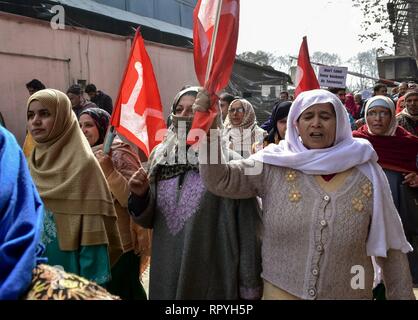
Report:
128,168,155,229
198,131,265,199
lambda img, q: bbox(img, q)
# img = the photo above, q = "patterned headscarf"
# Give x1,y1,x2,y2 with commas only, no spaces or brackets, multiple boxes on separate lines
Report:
223,99,257,129
79,108,111,146
148,87,200,182
223,99,265,157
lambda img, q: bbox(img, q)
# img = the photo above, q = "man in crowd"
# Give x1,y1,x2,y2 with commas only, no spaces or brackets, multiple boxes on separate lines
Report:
397,90,418,136
219,92,236,122
26,79,46,96
85,83,113,115
67,84,97,118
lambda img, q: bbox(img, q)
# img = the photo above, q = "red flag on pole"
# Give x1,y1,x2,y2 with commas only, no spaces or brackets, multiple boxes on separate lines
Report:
110,29,166,157
188,0,240,144
294,36,320,97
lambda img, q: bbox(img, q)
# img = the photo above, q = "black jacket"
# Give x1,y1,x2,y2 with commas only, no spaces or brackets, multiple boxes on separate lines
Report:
91,91,113,115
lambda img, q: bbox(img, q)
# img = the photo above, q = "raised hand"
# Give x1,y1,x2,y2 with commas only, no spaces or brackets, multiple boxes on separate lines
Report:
128,167,150,196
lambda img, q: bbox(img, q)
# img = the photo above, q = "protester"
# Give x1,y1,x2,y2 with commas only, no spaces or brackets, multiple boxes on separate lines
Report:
329,88,356,129
85,84,114,115
393,82,408,103
219,92,236,122
353,95,418,288
26,89,122,286
79,107,149,299
396,95,406,114
279,91,290,101
26,79,46,96
197,88,415,300
345,93,360,120
261,99,290,132
0,125,44,299
397,90,418,136
127,86,262,300
223,98,266,158
358,83,389,121
0,126,118,300
66,84,97,118
263,101,291,146
23,79,47,157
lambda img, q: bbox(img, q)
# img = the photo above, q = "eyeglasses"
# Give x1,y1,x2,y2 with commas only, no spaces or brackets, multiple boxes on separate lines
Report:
229,107,245,114
367,111,391,118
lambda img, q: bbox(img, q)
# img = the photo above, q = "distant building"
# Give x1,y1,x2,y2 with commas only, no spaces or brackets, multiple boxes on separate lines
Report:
377,1,418,82
0,0,198,144
0,0,291,143
227,60,292,125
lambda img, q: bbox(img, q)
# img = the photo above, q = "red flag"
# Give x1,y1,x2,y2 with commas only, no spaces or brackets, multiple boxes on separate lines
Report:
188,0,240,144
111,29,166,157
294,36,320,97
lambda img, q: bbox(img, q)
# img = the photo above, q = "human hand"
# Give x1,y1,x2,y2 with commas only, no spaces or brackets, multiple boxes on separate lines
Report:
403,172,418,188
130,220,151,256
192,88,211,113
355,118,365,129
128,167,150,196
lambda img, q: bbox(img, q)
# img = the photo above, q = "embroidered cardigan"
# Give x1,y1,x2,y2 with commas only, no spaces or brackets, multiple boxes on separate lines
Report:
199,158,415,300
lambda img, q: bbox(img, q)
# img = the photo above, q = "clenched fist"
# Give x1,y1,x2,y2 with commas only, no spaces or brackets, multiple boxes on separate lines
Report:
128,167,150,197
192,88,211,113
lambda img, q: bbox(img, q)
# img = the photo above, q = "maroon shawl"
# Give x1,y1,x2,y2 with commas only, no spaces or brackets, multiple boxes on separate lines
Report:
353,125,418,173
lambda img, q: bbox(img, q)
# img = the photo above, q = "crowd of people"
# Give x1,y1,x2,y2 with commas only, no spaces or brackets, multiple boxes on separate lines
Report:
1,78,417,300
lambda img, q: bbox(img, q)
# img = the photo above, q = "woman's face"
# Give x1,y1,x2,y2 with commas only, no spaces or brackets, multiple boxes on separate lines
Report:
27,100,56,143
228,101,245,126
175,95,196,117
79,114,100,146
297,103,336,149
276,117,287,139
366,106,392,136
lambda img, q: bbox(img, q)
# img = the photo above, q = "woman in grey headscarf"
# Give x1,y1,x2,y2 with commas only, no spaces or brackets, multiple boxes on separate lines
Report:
127,87,262,300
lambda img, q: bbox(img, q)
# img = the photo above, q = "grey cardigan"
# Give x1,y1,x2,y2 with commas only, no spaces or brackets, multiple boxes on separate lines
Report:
199,152,415,300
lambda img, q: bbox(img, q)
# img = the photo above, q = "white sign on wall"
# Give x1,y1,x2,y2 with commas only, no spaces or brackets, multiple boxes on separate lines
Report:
261,85,283,98
318,66,348,88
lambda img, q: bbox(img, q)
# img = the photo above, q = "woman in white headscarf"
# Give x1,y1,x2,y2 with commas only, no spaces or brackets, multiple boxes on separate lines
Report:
198,88,415,300
223,99,266,158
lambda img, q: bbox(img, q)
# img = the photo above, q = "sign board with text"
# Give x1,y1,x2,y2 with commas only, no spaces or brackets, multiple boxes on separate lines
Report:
318,66,348,88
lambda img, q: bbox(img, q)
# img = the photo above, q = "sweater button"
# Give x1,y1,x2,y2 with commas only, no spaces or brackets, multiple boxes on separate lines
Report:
316,245,323,252
312,268,319,276
320,220,327,227
323,195,330,201
308,288,316,297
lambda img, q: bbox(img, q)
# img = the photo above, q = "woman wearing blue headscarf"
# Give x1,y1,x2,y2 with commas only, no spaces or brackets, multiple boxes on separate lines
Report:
0,126,44,299
0,126,120,300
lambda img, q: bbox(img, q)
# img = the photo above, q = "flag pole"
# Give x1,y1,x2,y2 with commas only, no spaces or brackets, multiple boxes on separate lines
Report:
204,0,223,84
103,126,116,154
104,27,141,155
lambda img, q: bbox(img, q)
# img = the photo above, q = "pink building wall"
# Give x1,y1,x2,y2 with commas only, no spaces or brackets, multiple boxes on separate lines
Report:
0,12,197,145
